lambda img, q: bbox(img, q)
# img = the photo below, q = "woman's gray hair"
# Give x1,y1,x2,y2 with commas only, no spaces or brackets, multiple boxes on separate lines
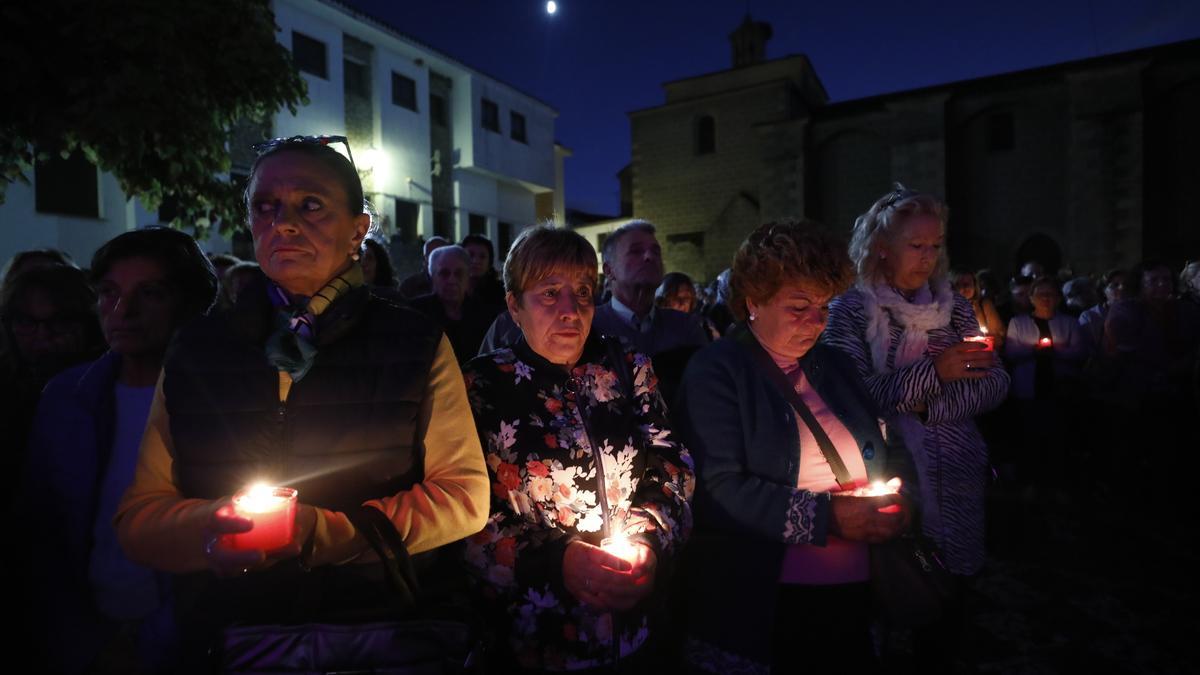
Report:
848,183,950,287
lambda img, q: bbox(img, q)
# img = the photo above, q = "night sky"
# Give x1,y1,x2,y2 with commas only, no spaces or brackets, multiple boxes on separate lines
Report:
342,0,1200,216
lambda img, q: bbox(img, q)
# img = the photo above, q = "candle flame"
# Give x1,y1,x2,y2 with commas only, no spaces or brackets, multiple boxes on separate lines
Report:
237,483,292,513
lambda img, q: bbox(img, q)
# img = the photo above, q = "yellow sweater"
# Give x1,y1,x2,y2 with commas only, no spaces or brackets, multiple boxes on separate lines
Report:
114,335,488,572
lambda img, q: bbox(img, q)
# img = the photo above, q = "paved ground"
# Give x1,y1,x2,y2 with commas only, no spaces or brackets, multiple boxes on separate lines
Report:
945,486,1196,675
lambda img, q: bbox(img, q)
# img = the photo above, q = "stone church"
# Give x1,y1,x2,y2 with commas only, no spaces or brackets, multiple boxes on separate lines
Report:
627,16,1200,283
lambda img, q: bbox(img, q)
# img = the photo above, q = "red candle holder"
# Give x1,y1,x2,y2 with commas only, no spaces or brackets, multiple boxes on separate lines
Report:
1037,336,1053,349
963,334,995,351
229,484,298,551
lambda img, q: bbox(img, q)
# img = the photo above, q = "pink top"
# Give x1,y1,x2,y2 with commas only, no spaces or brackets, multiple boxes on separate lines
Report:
756,335,870,585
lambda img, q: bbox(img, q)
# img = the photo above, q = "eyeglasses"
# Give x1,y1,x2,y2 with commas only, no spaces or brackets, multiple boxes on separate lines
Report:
251,135,356,168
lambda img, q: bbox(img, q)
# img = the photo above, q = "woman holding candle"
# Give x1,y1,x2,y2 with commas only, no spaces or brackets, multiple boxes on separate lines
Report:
460,225,694,671
113,136,489,664
675,220,915,673
821,185,1009,668
1003,277,1088,495
952,268,1005,349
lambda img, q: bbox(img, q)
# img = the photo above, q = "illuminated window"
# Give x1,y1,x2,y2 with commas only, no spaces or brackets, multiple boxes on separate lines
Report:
35,151,98,218
696,115,715,155
392,72,417,111
511,112,527,143
482,98,500,133
291,31,327,79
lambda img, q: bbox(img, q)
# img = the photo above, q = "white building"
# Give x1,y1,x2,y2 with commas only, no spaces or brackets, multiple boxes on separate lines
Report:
0,0,563,269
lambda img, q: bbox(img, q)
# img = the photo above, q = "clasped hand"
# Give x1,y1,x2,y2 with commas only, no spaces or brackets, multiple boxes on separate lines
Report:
562,540,657,611
201,499,318,577
829,493,910,543
934,342,997,382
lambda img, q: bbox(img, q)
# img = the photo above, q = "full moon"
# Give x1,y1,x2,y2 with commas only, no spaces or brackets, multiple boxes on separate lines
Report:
546,1,557,15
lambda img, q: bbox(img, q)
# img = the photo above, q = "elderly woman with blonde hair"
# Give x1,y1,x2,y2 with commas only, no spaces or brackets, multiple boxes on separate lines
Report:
821,185,1009,663
461,225,694,671
676,220,915,673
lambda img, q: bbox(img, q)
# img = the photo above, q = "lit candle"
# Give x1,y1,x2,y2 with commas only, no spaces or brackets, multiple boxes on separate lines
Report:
229,484,298,551
964,334,995,351
1038,336,1053,348
853,477,903,513
600,535,641,568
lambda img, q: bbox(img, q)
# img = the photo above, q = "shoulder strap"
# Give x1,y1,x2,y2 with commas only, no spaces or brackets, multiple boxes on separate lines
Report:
347,506,420,610
733,327,856,490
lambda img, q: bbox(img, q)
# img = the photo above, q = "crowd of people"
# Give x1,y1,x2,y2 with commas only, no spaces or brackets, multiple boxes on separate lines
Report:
3,136,1198,674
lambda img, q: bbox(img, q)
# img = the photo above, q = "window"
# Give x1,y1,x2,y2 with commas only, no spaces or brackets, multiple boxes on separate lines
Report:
468,213,487,235
395,199,419,243
481,98,500,133
343,59,368,98
498,221,515,260
291,31,327,79
696,115,715,155
433,209,454,240
987,112,1014,152
35,151,98,218
430,95,448,127
392,72,417,111
510,112,527,143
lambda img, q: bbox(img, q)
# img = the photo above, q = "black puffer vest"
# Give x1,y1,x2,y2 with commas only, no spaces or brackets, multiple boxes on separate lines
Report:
163,274,443,648
164,274,440,511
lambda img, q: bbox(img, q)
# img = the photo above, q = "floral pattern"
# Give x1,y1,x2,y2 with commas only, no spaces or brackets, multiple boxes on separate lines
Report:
462,335,694,670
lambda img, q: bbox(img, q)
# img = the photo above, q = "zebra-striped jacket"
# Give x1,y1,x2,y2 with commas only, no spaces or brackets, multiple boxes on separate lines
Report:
822,286,1009,575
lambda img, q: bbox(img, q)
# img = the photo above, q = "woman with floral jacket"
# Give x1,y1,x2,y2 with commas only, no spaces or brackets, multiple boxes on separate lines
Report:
461,225,694,671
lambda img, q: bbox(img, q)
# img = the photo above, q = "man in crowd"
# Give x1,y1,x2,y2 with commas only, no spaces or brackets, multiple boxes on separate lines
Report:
399,236,449,299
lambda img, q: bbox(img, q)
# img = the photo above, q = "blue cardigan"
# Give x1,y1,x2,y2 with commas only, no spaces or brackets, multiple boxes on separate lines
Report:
673,327,914,673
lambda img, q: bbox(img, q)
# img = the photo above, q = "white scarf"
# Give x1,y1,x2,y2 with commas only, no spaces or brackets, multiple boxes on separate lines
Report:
861,279,955,373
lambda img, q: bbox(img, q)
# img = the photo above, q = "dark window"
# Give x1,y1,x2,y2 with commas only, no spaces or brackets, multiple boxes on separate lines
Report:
433,209,454,240
987,112,1014,152
34,151,98,218
430,94,448,127
696,115,715,155
391,72,417,111
343,59,368,98
498,221,515,260
292,31,327,79
481,98,500,133
468,213,487,235
394,199,419,243
510,112,527,143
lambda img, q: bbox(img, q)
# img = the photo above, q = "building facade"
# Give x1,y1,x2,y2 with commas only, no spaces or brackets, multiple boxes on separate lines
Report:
629,17,1200,282
1,0,563,270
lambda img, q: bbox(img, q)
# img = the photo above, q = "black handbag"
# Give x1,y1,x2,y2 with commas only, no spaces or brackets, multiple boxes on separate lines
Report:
868,530,956,628
218,506,480,674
